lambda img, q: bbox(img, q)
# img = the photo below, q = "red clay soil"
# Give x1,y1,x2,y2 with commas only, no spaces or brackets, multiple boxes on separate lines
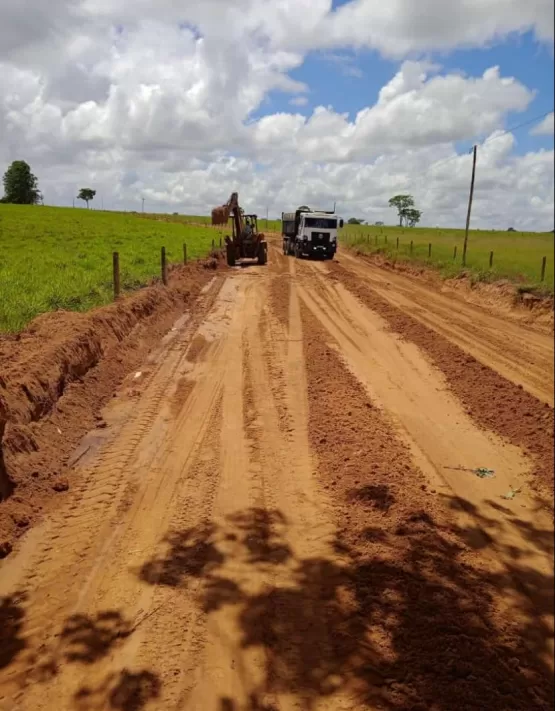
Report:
351,249,554,333
268,248,291,328
299,303,553,711
330,262,555,504
0,260,220,558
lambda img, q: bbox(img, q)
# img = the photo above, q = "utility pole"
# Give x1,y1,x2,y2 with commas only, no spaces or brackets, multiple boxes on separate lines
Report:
266,206,269,228
141,197,145,213
462,145,477,267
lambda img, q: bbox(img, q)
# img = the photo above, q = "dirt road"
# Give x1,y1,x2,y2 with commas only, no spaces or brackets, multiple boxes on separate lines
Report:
337,250,554,406
0,242,553,711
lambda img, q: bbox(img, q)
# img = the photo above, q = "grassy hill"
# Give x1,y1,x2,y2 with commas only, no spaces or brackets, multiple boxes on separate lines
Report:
342,224,554,290
0,205,218,332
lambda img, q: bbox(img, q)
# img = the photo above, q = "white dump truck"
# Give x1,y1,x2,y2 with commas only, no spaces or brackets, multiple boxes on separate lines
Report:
282,206,343,260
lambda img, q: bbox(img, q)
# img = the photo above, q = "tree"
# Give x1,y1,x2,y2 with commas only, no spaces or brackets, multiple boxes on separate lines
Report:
78,188,96,209
388,194,415,227
2,161,40,204
348,217,364,225
404,208,422,227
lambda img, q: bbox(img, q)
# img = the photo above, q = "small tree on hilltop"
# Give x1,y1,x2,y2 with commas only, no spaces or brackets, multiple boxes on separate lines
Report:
78,188,96,209
405,208,422,227
388,194,415,227
2,160,40,204
348,217,363,225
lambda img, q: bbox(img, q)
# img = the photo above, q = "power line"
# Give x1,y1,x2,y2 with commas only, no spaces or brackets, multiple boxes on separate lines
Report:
412,107,555,185
481,108,554,147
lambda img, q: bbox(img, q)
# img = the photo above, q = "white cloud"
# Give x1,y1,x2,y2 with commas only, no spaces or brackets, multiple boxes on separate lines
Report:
317,0,554,56
531,112,555,136
251,63,534,162
0,0,553,230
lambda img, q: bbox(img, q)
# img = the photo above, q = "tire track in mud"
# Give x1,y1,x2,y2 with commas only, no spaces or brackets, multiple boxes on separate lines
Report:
185,262,346,710
0,277,224,589
0,278,235,710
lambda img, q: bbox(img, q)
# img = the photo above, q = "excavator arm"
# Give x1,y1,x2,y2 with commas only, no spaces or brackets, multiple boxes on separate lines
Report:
211,192,244,239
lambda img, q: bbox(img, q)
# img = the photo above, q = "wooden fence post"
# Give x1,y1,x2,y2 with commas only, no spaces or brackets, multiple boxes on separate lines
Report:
113,252,120,300
541,256,547,282
183,243,187,265
396,237,399,250
453,246,457,260
428,243,432,259
410,241,413,255
375,235,378,246
385,235,388,245
161,247,167,285
489,251,494,269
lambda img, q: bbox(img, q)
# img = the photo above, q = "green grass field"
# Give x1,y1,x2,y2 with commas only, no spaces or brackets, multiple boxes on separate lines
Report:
341,224,554,291
0,205,218,332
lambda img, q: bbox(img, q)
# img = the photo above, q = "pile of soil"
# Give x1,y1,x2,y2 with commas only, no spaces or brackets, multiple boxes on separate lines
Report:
330,261,555,503
0,260,221,558
352,249,554,333
299,303,553,711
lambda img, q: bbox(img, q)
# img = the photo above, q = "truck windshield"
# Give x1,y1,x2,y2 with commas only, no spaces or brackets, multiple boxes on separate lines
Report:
305,218,337,229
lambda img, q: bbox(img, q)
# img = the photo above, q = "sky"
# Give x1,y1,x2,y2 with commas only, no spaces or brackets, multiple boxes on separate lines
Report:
0,0,553,229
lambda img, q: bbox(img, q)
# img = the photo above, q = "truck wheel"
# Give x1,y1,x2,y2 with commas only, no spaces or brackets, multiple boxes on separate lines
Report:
226,243,236,267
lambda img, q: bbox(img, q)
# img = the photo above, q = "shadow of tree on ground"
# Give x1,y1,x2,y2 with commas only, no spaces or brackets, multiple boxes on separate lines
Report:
139,502,553,710
74,669,161,711
0,592,26,670
1,604,161,711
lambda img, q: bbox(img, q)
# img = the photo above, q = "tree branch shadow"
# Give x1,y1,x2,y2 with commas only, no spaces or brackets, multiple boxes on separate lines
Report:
2,604,162,711
138,497,554,710
74,668,161,711
0,592,26,670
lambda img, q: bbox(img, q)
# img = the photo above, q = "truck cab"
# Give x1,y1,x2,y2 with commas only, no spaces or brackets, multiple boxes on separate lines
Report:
282,208,343,260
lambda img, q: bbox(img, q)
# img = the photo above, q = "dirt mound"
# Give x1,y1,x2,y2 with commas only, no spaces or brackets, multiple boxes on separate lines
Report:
330,261,555,503
351,249,554,334
299,303,553,711
0,260,220,556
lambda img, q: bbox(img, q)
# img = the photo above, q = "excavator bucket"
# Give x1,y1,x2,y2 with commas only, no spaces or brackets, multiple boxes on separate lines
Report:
211,206,228,226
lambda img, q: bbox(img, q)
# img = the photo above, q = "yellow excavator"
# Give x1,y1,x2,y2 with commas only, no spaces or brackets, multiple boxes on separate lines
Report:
211,192,267,267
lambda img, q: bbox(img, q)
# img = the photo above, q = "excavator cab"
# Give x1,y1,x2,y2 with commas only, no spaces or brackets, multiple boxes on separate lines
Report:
243,215,258,239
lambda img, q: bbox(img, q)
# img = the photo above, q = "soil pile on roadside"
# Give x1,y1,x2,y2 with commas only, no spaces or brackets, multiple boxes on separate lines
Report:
330,261,555,504
0,261,220,557
352,249,554,334
299,302,553,711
